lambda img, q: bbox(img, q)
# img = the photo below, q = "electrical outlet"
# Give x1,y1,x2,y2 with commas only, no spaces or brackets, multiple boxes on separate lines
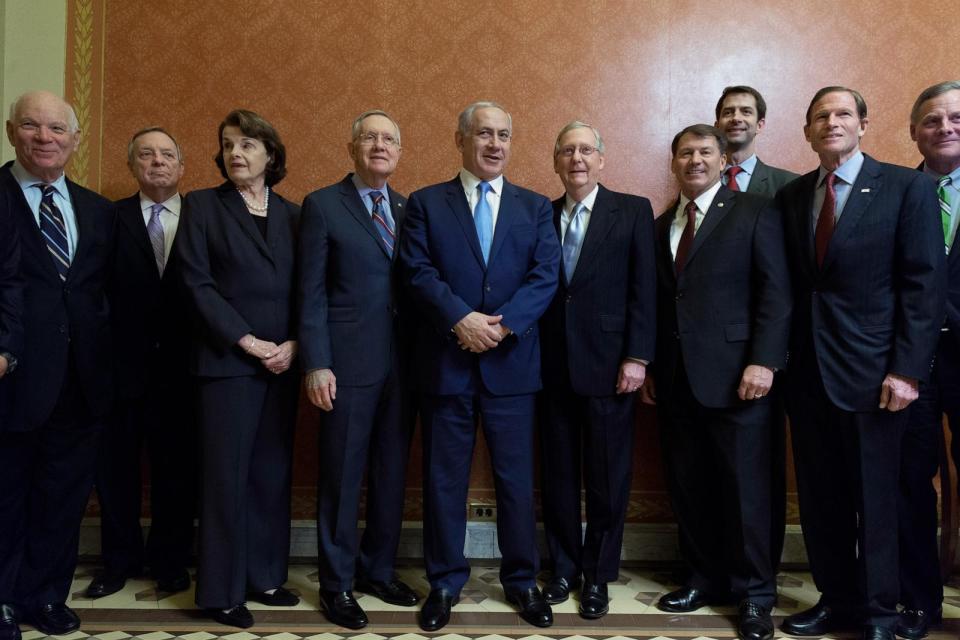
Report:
468,502,496,521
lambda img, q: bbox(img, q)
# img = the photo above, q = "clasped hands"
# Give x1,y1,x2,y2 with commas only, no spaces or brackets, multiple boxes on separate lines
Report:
454,311,510,353
239,333,297,375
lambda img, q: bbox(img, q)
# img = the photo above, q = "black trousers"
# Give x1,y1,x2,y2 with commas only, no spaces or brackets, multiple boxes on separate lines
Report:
94,379,197,578
538,387,635,585
194,372,297,609
659,365,776,609
898,332,960,611
316,357,414,591
0,369,102,610
787,368,906,629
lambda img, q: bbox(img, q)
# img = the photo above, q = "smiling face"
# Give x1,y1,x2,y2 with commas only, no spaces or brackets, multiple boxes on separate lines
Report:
671,132,726,200
554,126,604,200
911,89,960,176
456,106,512,181
129,130,184,197
804,90,867,169
716,92,765,152
221,125,270,187
5,91,80,183
348,114,401,187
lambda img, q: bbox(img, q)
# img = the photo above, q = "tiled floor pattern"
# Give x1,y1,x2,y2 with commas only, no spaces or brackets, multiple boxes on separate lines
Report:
19,564,960,639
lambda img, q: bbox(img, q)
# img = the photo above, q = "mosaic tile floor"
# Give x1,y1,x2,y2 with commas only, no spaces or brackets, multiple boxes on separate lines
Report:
19,564,960,639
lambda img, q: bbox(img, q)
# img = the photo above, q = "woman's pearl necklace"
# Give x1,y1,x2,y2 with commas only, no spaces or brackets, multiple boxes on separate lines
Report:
238,186,269,213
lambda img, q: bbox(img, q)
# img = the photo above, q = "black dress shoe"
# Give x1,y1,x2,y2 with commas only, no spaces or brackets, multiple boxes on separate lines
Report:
781,601,851,636
248,586,300,607
319,590,367,629
26,603,80,635
155,568,191,594
657,586,713,613
419,588,456,632
738,601,774,640
863,625,895,640
207,604,254,629
578,582,608,619
354,578,419,606
85,570,129,598
896,608,942,639
505,586,553,628
0,604,20,640
542,576,580,604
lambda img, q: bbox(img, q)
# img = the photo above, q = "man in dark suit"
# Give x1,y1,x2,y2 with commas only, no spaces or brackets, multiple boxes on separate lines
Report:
537,121,655,619
894,80,960,640
0,90,116,639
641,124,791,640
715,85,798,197
299,110,418,629
776,87,945,640
85,127,195,599
398,101,560,632
0,203,23,423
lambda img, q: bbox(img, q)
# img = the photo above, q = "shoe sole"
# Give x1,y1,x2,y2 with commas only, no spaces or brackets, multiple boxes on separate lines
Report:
319,603,367,630
579,606,608,619
353,587,418,607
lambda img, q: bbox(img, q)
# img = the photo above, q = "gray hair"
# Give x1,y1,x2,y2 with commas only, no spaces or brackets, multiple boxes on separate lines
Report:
910,80,960,125
8,91,80,132
553,120,605,156
127,126,183,164
351,109,401,146
457,100,512,136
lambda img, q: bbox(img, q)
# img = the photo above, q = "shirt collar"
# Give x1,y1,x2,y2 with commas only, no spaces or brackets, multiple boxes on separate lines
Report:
818,151,864,187
10,159,68,196
923,163,960,190
678,179,723,217
351,172,388,201
731,153,758,175
459,168,503,196
140,192,182,216
564,184,599,214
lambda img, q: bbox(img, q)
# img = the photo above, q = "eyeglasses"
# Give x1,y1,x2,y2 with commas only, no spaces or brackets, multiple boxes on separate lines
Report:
356,132,399,148
558,145,598,157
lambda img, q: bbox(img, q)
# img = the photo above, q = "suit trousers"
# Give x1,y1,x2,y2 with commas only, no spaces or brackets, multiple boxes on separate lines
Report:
194,372,297,609
659,364,775,608
94,380,197,578
538,388,635,585
788,369,906,629
898,332,960,611
316,355,414,591
0,366,102,609
420,372,540,595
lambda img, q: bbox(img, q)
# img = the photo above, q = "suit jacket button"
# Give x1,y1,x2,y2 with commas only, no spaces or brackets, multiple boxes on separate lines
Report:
566,294,572,302
675,293,683,300
484,285,491,292
673,331,680,339
59,325,67,334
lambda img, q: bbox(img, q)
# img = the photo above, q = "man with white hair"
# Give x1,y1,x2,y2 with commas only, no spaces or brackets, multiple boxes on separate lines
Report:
0,91,115,639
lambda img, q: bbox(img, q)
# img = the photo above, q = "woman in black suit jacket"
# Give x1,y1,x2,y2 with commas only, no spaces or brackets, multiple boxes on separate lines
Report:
176,110,300,628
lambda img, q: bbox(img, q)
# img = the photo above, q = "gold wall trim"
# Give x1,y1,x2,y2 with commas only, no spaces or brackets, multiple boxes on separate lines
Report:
65,0,104,189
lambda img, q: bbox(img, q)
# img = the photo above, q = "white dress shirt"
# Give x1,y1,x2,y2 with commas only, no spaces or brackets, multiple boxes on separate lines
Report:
560,184,599,242
670,180,723,258
459,168,503,229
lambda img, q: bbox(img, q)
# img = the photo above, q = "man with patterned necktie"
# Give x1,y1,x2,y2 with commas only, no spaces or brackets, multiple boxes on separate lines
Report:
398,101,560,632
86,127,195,601
894,80,960,640
299,110,418,630
0,90,115,640
537,121,655,620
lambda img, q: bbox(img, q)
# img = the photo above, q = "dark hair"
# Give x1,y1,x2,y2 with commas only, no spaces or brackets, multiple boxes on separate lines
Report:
715,85,767,121
910,80,960,125
671,124,727,156
214,109,287,186
805,86,867,126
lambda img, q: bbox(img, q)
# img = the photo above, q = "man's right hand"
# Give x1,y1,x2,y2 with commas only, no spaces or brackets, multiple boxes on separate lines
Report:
305,368,337,411
453,312,504,353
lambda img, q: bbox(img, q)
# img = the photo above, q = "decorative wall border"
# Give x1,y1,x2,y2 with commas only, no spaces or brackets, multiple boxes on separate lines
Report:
64,0,105,189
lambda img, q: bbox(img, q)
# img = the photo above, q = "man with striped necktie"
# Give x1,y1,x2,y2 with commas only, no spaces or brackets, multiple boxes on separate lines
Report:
0,91,115,639
299,110,417,630
895,80,960,640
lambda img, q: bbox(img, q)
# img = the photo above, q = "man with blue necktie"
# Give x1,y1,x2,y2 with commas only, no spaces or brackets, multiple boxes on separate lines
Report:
299,111,418,630
894,80,960,640
398,101,560,632
0,90,115,639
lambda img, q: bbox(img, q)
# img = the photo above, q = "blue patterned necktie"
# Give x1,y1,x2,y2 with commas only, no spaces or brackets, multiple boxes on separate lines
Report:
147,203,166,274
37,183,70,281
939,176,954,254
474,181,493,264
370,191,395,254
562,202,586,279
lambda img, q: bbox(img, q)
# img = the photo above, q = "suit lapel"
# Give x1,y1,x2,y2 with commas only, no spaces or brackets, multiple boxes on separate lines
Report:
118,196,158,275
568,185,617,289
747,159,770,195
787,170,819,276
387,186,406,263
338,175,391,259
659,199,679,283
0,166,57,281
488,180,518,266
685,186,735,267
445,177,485,267
218,183,273,263
551,198,567,286
821,155,882,271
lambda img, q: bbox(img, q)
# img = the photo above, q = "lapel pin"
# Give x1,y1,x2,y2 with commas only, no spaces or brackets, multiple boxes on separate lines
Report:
861,188,871,193
717,202,724,207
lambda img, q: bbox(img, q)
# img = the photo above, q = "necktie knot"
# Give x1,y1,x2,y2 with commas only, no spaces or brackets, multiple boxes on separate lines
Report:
39,183,56,198
824,172,836,189
150,203,165,218
684,200,698,219
478,181,492,196
726,165,743,190
370,191,385,208
939,175,952,189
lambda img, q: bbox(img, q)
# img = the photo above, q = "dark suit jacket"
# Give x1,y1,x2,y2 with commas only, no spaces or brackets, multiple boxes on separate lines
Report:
0,203,23,418
399,175,560,396
917,162,960,344
540,184,656,396
299,174,407,386
653,186,792,409
747,159,799,198
0,161,115,432
777,154,946,412
111,194,191,399
176,182,299,378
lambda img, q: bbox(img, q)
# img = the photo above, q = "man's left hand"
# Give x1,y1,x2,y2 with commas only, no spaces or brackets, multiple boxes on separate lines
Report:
616,360,646,394
879,373,919,412
737,364,774,401
262,340,297,375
